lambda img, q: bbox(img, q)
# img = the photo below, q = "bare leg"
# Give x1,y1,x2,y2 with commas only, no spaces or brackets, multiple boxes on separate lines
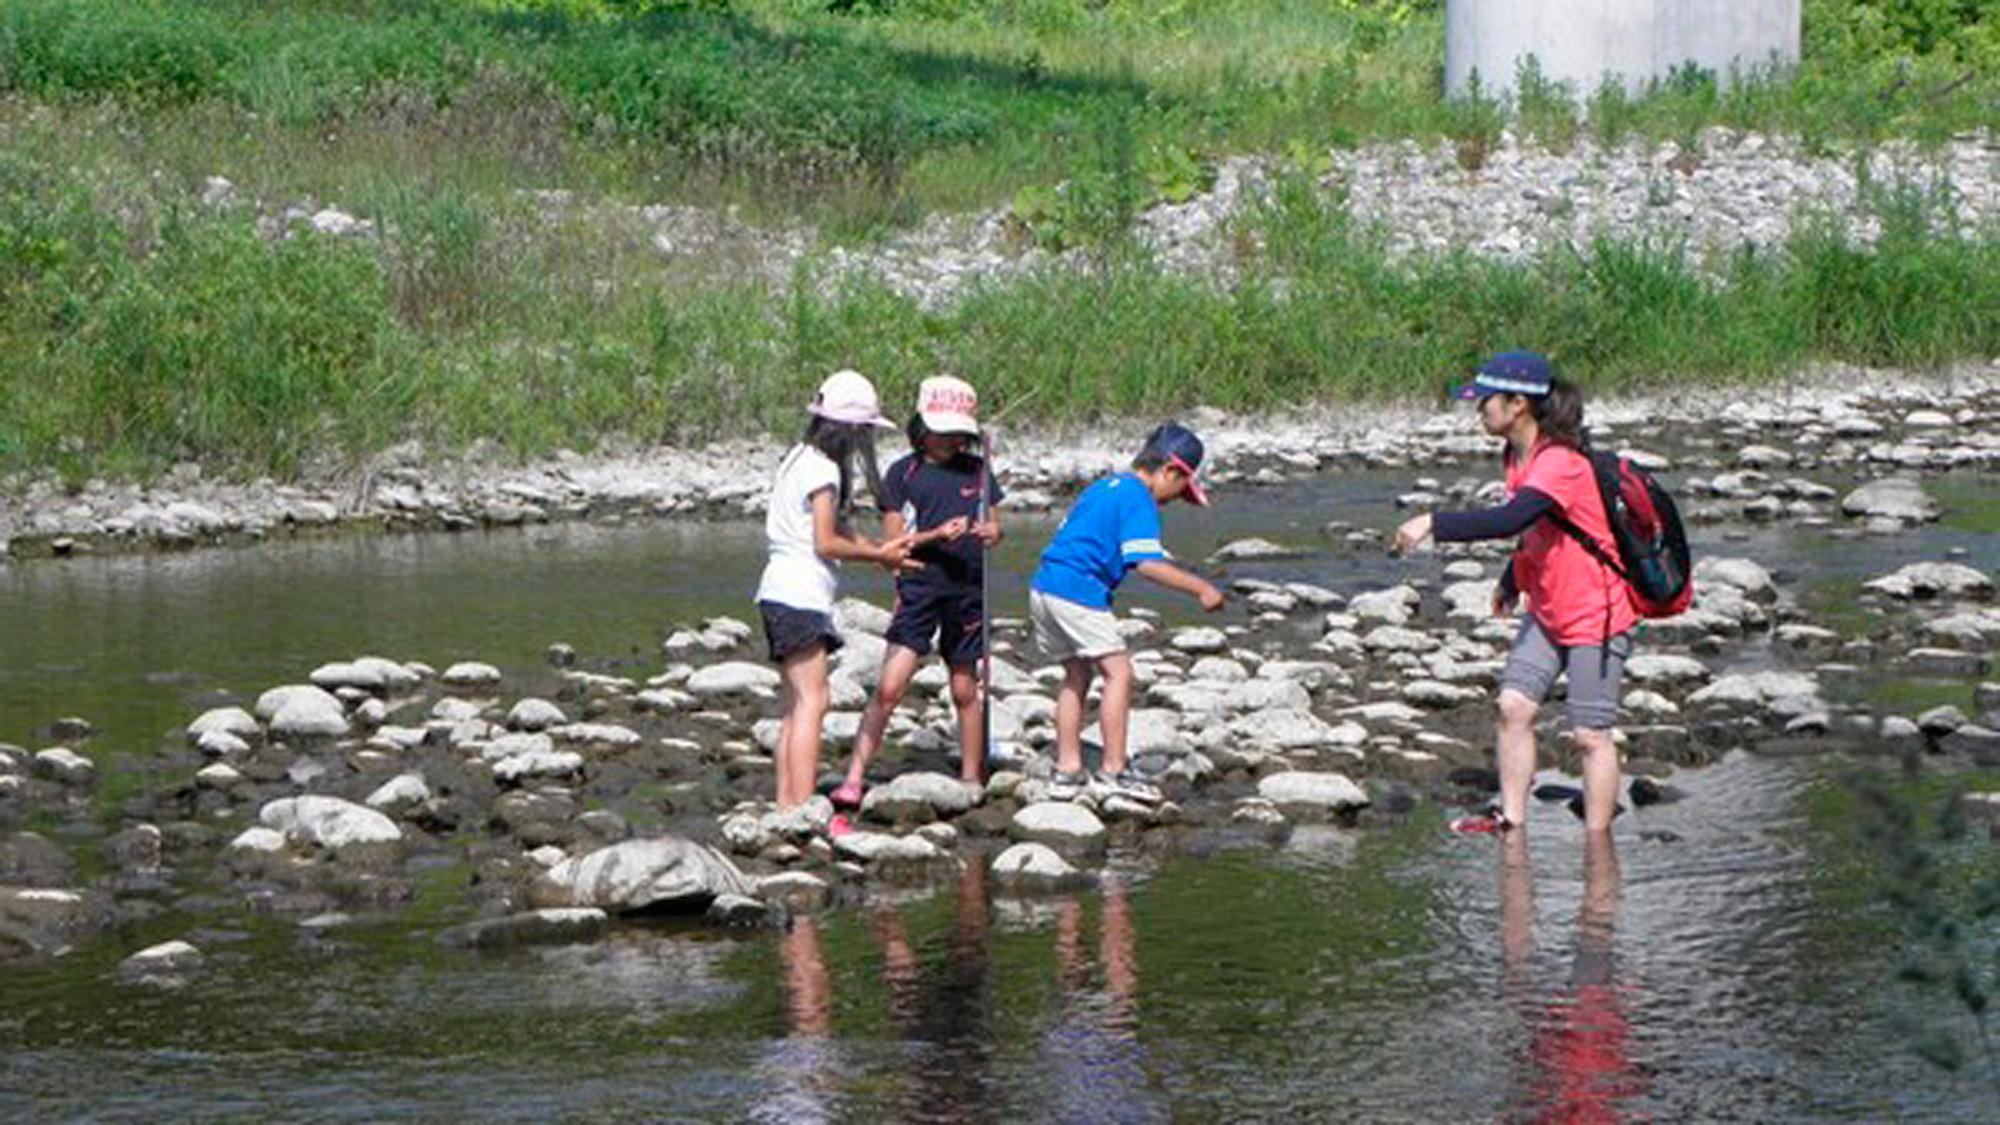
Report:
845,645,920,788
1054,659,1094,775
1496,688,1541,827
948,663,985,784
777,646,831,810
1096,653,1135,775
1574,727,1621,834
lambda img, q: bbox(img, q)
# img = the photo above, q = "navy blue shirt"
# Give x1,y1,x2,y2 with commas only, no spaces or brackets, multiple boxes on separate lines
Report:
879,451,1002,592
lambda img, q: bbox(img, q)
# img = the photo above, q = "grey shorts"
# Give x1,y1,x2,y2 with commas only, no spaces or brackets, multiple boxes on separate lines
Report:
1030,590,1127,663
1498,616,1633,731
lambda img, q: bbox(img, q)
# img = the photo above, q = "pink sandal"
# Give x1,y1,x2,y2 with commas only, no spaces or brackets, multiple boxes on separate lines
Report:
830,780,865,810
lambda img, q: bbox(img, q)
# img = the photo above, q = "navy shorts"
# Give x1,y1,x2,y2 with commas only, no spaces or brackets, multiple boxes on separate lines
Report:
885,584,983,667
758,601,844,664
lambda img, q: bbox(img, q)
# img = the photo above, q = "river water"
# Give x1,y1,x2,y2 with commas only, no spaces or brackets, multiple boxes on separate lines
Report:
3,470,1998,1120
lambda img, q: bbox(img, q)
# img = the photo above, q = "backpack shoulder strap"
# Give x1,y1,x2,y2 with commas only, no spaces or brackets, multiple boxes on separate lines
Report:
1544,450,1633,583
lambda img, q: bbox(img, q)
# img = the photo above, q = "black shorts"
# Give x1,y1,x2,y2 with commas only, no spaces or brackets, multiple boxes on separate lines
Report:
758,601,844,664
885,584,984,667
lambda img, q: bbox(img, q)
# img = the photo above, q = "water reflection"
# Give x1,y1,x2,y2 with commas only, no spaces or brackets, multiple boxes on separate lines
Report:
1043,881,1164,1124
757,863,1170,1123
1503,831,1651,1122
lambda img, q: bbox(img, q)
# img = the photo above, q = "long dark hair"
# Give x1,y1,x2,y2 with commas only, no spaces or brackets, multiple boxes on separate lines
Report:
801,415,882,514
904,413,981,458
1530,376,1589,451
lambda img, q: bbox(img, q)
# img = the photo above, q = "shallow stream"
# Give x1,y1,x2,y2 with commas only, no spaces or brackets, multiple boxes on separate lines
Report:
3,469,1998,1120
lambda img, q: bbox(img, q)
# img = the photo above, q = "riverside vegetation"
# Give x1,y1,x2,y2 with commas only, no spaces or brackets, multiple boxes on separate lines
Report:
0,0,1995,481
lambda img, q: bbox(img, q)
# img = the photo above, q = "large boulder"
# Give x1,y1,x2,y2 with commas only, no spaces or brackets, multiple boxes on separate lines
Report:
530,837,753,914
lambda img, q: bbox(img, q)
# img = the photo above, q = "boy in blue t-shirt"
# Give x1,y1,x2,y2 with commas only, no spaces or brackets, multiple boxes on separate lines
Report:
1031,422,1225,802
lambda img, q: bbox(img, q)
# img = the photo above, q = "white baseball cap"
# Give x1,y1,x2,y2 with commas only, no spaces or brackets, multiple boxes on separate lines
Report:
916,375,980,436
810,369,896,429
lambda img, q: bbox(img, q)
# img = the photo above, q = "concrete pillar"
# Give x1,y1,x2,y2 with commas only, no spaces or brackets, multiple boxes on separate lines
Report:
1445,0,1800,99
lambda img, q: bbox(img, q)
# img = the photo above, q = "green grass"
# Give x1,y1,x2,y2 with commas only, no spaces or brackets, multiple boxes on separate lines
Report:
2,131,1995,480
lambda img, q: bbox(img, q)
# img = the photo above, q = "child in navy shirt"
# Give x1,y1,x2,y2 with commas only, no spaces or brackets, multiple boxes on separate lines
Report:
1031,422,1224,803
835,377,1001,810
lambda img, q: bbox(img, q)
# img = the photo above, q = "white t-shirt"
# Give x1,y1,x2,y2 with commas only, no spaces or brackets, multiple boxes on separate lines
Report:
754,445,842,611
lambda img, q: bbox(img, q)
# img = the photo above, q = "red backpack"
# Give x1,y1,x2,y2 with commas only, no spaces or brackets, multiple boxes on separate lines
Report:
1548,451,1694,618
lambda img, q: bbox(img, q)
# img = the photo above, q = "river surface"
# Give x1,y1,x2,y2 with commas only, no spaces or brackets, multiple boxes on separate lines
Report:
3,469,1999,1120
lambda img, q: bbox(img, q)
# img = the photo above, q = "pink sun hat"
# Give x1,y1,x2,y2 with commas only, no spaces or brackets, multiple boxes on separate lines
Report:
810,369,896,428
916,375,980,436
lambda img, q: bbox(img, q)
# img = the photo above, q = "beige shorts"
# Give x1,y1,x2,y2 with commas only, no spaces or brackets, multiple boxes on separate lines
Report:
1031,589,1127,663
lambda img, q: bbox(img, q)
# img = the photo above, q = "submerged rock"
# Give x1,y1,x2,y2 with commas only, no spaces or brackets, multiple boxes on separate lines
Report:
438,908,609,949
1841,477,1940,524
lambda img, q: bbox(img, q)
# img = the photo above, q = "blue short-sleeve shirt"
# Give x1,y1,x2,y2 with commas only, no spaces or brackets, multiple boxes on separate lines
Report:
1031,473,1167,608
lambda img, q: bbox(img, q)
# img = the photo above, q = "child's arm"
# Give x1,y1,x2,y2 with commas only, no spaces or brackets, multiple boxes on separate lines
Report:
1134,560,1225,612
811,488,913,568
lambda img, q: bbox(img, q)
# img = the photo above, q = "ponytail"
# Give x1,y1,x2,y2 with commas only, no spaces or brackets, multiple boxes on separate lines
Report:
1532,376,1589,451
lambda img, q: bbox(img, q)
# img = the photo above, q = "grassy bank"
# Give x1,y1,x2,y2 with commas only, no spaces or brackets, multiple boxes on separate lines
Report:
0,1,1996,481
3,137,1994,480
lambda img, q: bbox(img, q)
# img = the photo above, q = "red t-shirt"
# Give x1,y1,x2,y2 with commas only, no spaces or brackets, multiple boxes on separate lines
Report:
1507,441,1638,646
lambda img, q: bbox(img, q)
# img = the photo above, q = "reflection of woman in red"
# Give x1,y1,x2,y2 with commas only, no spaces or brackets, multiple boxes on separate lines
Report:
1507,831,1651,1123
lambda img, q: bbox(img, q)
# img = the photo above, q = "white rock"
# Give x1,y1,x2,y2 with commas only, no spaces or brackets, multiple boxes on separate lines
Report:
229,826,287,853
187,707,259,742
989,842,1087,888
834,831,945,864
508,698,568,731
1624,654,1712,688
1009,802,1107,850
260,795,403,851
441,662,503,689
1349,586,1421,625
32,748,94,784
365,773,431,811
687,661,782,697
253,685,341,723
861,772,979,822
531,836,753,912
1841,477,1940,523
1864,561,1994,601
550,722,643,749
1171,626,1230,654
1257,771,1370,816
123,940,203,971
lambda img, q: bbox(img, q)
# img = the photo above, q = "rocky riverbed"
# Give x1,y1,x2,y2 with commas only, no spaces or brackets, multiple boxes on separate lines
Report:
4,361,1998,561
4,368,1998,971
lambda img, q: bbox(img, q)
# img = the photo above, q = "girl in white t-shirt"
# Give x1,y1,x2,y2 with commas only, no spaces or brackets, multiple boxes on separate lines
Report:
757,370,945,818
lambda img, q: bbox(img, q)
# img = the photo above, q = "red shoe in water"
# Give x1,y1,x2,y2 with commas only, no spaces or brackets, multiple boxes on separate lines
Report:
1449,808,1516,834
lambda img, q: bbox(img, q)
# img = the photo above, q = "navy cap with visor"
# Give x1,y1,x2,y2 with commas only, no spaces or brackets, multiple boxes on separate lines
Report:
1453,350,1554,401
1139,422,1209,506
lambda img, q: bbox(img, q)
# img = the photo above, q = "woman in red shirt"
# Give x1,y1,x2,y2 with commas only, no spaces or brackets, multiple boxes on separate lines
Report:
1396,352,1635,834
